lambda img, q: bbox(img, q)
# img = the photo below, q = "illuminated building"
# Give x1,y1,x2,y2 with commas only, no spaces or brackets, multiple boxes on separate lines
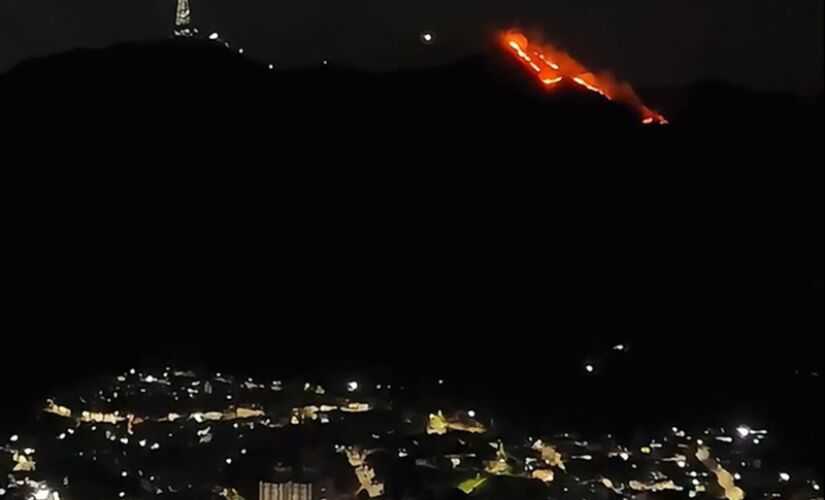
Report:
258,481,312,500
174,0,193,37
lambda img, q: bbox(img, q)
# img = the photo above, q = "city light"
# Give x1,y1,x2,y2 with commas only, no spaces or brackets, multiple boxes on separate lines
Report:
4,366,812,500
33,488,51,500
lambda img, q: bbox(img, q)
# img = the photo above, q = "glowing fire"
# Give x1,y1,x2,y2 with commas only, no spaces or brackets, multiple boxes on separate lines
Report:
503,31,668,125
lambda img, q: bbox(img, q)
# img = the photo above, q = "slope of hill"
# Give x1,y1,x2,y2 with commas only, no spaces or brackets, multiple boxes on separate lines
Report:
0,41,821,469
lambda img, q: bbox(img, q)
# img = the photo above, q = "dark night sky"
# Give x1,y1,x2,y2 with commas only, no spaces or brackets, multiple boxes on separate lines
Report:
1,0,822,91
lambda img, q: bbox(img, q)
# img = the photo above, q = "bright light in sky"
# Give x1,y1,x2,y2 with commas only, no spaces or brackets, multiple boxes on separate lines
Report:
347,381,359,392
585,364,595,373
209,32,219,40
421,32,435,44
736,426,751,438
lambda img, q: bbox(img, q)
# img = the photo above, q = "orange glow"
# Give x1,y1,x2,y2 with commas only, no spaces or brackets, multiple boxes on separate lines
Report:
573,76,609,99
502,30,668,125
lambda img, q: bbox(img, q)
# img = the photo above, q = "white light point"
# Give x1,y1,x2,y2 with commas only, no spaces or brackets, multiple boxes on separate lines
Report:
209,32,219,40
585,364,595,374
736,426,751,438
225,458,233,465
10,434,19,442
468,410,477,418
613,344,625,351
779,472,790,482
347,381,359,392
421,32,435,44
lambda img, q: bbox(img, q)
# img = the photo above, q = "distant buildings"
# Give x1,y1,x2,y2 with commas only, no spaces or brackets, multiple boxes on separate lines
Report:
6,368,818,500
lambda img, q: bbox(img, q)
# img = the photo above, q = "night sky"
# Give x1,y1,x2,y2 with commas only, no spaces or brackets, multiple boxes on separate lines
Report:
1,0,822,92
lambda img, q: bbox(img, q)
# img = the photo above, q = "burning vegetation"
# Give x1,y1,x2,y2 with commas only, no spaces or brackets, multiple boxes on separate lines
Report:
502,30,668,125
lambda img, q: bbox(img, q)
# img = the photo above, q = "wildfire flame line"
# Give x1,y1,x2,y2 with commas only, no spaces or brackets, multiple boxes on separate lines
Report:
503,31,668,125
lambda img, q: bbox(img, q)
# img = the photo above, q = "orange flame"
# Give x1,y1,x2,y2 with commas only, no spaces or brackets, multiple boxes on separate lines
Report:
502,31,668,125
